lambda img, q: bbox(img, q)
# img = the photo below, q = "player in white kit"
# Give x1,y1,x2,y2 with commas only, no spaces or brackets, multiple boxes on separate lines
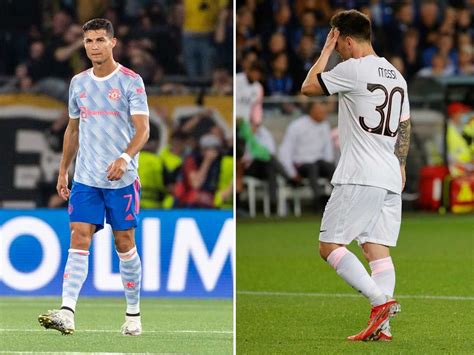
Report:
301,10,411,341
38,18,150,336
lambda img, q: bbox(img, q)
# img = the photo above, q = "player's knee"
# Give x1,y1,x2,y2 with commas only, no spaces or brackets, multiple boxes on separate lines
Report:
319,243,330,260
114,234,134,253
70,227,93,249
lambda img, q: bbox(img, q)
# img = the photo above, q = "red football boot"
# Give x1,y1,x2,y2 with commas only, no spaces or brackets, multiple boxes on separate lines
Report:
347,299,401,341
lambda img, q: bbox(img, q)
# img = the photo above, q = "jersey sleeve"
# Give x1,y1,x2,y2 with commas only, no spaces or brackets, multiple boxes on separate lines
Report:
128,76,149,116
68,78,80,119
318,59,358,95
400,90,410,122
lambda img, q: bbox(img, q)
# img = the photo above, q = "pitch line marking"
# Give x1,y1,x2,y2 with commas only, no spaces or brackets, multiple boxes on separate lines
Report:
0,328,232,334
0,303,224,309
238,290,474,301
0,352,164,355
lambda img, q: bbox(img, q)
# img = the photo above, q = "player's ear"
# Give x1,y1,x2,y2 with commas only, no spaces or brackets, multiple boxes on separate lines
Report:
111,37,117,48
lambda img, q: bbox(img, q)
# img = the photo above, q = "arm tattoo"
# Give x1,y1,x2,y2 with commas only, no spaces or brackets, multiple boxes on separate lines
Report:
394,120,411,166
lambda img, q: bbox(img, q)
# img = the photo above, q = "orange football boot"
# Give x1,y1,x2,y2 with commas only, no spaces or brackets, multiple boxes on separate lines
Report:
347,299,401,341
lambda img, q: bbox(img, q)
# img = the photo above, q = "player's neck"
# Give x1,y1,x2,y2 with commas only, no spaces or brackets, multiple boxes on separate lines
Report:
92,57,118,78
352,44,377,59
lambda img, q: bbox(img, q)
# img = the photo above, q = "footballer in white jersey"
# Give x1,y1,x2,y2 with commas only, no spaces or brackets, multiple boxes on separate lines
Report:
236,65,264,124
301,10,411,341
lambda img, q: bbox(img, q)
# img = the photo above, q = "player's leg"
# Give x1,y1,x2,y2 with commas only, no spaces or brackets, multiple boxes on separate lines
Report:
114,229,142,336
105,179,142,335
319,242,387,307
319,184,399,340
357,191,402,341
39,181,105,334
362,243,394,298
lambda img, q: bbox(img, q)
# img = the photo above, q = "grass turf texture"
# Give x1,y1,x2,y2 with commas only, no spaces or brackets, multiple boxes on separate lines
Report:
0,297,232,354
237,213,474,354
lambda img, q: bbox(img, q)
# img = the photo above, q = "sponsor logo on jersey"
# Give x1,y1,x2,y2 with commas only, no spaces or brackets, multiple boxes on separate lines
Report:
136,87,145,94
80,106,119,118
79,92,87,98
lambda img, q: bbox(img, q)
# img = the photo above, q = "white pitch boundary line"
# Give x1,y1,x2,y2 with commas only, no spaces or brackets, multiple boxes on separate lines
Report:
238,290,474,301
0,328,232,334
0,352,162,355
0,303,224,309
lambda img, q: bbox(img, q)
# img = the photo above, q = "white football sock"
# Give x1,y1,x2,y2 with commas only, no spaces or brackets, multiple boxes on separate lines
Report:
117,246,142,315
61,249,89,314
327,247,386,306
370,256,395,298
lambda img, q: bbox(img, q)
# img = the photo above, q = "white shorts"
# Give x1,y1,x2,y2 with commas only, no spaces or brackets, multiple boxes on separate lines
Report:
319,184,401,247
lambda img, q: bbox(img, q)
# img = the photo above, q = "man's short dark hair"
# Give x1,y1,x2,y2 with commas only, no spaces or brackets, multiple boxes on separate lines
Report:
82,18,114,37
330,10,371,42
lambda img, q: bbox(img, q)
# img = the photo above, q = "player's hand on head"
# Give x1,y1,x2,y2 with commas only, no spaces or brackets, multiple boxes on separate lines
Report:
57,173,70,200
322,28,339,54
106,157,128,181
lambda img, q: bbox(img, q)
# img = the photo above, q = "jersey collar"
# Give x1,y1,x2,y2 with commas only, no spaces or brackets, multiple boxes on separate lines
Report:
89,63,121,81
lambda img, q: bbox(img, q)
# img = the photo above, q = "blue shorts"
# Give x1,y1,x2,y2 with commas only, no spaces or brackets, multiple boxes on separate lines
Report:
68,179,141,232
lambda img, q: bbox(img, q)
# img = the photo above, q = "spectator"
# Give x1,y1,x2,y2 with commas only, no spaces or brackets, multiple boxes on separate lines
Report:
266,52,294,96
159,132,187,209
138,123,165,209
417,52,455,77
399,28,423,81
262,2,292,45
26,41,51,83
457,47,474,75
417,0,440,50
236,6,260,54
446,102,473,177
293,34,317,90
243,119,292,211
292,11,318,51
384,1,414,54
182,0,229,77
174,133,232,208
422,32,458,73
48,24,85,78
279,101,335,209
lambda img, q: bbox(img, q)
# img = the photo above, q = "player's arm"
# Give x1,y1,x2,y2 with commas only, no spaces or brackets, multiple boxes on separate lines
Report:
107,114,150,181
57,118,79,200
394,119,411,190
301,28,339,96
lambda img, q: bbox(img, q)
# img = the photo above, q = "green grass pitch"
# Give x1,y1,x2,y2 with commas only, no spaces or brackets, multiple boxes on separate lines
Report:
237,213,474,354
0,297,232,354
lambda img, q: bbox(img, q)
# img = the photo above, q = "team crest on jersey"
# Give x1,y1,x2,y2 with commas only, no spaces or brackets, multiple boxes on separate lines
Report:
108,88,121,101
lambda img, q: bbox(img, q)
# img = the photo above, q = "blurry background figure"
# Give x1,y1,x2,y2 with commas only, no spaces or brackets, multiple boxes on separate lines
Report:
279,101,335,210
446,102,473,177
242,119,291,212
182,0,229,77
138,122,165,209
174,133,232,209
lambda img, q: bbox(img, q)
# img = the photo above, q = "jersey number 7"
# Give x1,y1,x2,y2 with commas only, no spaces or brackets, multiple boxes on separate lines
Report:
359,83,405,137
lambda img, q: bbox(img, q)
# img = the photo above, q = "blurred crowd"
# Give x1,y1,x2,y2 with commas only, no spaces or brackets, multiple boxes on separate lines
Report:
0,0,233,95
237,0,473,96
